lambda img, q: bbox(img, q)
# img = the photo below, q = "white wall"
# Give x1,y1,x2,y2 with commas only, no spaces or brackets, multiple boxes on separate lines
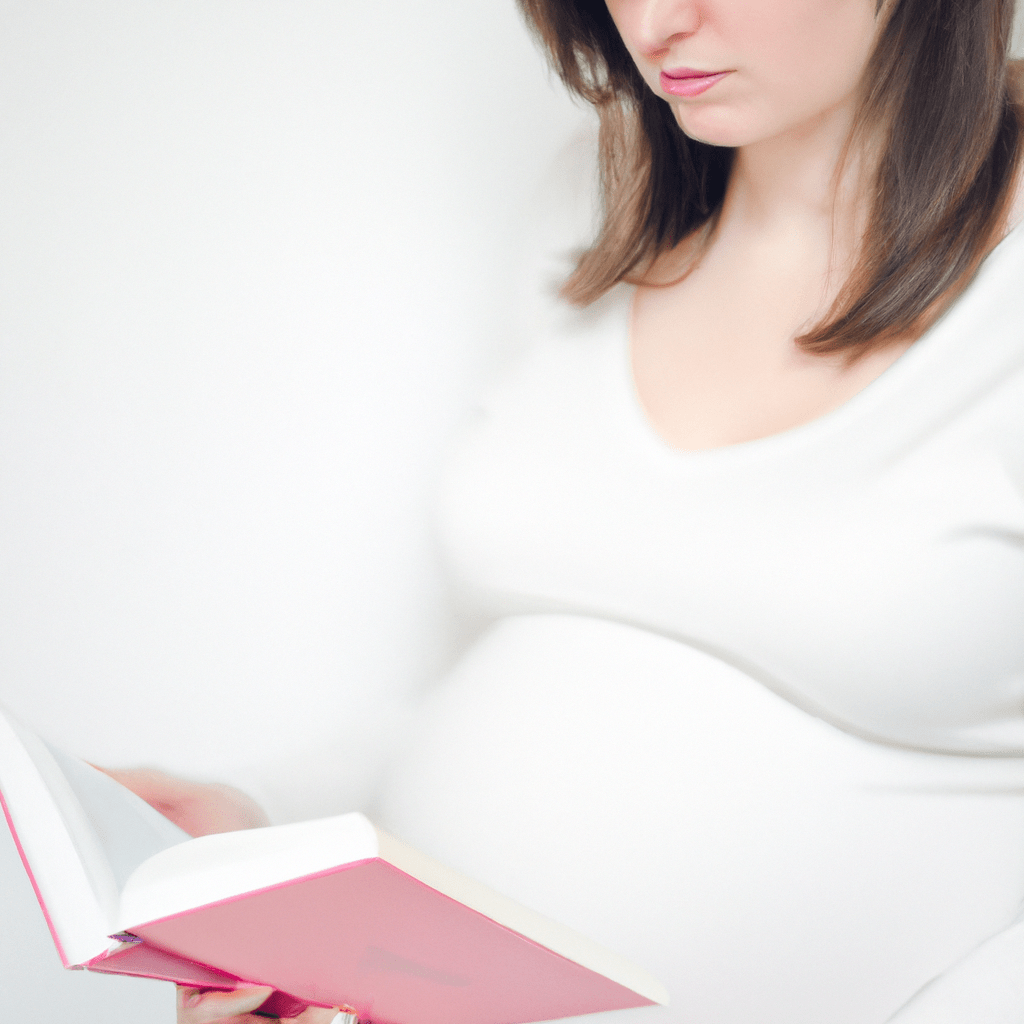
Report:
0,1,588,1019
0,0,588,815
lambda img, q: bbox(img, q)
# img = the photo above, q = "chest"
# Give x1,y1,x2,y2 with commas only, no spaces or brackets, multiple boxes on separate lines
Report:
629,258,913,451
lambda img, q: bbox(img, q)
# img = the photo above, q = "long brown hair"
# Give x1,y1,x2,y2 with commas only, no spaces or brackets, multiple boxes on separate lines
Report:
516,0,1024,355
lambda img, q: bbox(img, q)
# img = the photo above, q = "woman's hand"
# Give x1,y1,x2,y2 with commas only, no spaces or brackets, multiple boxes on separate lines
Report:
176,985,347,1024
93,766,270,837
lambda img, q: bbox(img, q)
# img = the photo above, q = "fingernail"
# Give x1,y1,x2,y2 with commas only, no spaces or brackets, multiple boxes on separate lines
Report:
185,992,202,1007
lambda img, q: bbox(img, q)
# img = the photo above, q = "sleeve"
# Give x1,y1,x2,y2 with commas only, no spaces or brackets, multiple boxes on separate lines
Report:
885,908,1024,1022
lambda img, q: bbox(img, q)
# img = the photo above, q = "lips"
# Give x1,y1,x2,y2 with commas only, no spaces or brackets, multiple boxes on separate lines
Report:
662,67,724,79
659,68,732,98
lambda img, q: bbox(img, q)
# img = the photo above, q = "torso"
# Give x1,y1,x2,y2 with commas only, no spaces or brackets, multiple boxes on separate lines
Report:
377,213,1024,1022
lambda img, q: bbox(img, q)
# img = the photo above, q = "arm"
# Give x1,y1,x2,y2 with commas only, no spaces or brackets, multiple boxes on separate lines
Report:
886,909,1024,1023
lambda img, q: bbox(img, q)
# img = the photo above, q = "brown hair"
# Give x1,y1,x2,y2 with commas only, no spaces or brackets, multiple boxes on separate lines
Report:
515,0,1024,355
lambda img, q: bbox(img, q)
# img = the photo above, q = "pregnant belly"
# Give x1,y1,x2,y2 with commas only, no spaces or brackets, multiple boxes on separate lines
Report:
374,614,1024,1024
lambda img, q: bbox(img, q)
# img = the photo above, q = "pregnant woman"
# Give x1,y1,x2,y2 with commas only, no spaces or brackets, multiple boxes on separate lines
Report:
161,0,1024,1020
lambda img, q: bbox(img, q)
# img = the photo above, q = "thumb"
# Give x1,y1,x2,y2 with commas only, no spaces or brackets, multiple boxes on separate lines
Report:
178,984,275,1023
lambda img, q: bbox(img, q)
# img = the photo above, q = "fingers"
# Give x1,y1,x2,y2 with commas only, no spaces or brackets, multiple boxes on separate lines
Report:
295,1009,355,1023
176,985,356,1024
90,768,269,837
176,984,274,1023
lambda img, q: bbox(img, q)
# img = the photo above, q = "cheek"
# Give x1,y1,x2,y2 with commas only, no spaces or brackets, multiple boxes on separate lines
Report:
676,0,876,144
735,0,877,96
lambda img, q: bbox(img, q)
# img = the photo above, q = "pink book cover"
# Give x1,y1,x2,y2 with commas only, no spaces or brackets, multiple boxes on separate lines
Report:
92,857,661,1024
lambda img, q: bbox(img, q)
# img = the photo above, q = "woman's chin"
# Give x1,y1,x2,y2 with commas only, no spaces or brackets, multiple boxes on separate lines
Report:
672,109,753,149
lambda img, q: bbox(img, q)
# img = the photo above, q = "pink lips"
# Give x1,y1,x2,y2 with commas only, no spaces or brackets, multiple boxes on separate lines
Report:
660,67,732,98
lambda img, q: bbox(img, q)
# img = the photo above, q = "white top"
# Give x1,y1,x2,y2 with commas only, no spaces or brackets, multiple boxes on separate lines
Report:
376,148,1024,1023
439,218,1024,757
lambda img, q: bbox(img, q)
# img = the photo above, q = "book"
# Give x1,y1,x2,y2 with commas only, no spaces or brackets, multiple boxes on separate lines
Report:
0,703,668,1024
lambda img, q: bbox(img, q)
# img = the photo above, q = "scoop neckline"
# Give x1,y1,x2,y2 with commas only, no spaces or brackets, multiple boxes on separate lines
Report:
614,217,1024,467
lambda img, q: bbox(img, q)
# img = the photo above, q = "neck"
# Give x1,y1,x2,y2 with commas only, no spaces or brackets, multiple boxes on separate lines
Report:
718,102,871,255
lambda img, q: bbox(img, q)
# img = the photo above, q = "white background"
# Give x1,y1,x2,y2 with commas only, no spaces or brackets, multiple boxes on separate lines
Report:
0,1,587,1019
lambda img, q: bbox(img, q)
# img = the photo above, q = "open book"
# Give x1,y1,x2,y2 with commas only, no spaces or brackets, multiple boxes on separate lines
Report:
0,704,667,1023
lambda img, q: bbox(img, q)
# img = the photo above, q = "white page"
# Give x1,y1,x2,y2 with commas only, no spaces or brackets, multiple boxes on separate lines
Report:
0,705,187,965
0,707,118,965
43,745,190,891
118,812,379,929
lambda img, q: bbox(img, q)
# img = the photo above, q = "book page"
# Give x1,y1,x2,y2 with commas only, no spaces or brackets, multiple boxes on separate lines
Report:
118,811,380,930
43,744,189,891
0,705,188,966
0,706,119,965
